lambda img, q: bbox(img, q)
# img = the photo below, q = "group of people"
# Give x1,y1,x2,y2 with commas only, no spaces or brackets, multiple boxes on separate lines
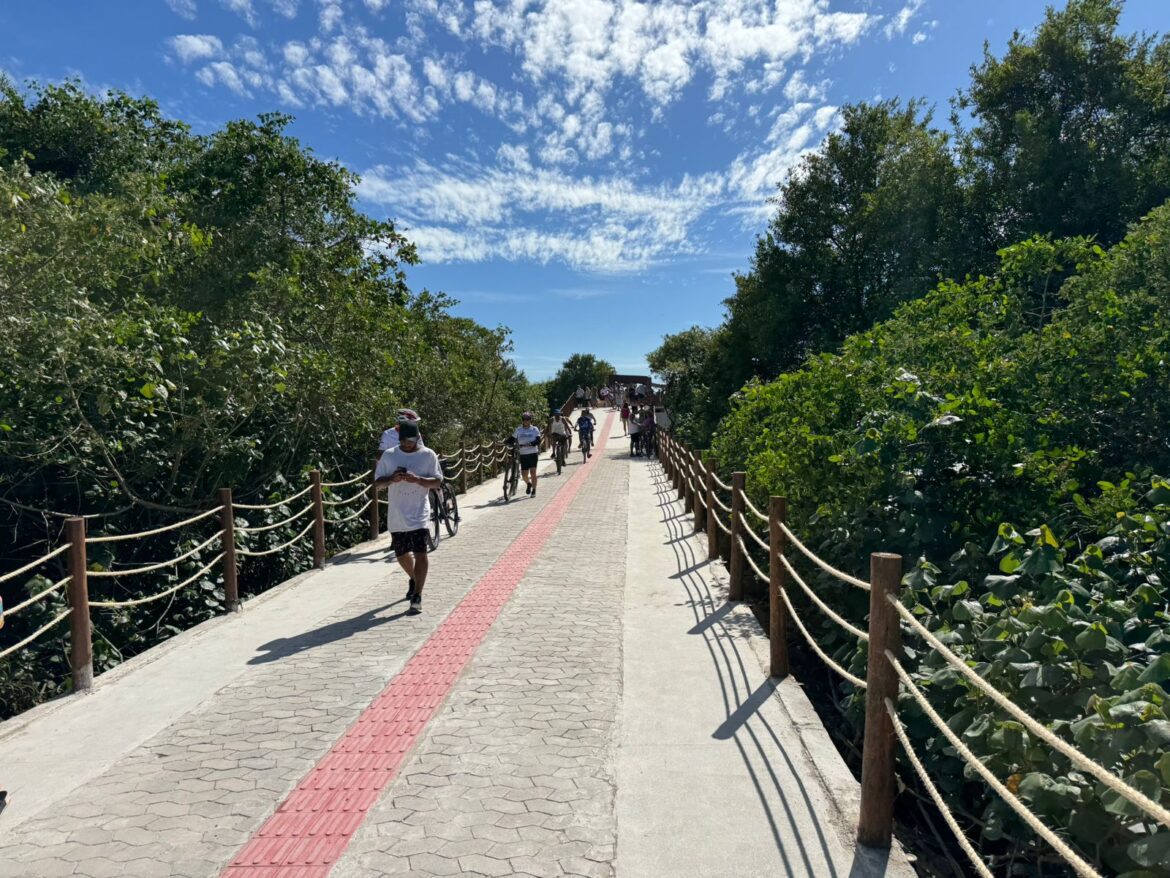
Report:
620,402,669,456
509,407,598,497
371,395,667,616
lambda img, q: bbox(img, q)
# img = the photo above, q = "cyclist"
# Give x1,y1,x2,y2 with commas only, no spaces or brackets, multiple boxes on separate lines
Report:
512,412,542,496
378,408,425,460
547,410,572,462
575,407,597,459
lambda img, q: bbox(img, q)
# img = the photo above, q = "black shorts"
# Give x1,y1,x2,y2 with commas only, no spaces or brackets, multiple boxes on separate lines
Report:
390,528,430,557
519,452,539,470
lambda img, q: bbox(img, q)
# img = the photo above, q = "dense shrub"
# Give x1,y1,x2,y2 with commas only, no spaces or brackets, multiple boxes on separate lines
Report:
711,204,1170,872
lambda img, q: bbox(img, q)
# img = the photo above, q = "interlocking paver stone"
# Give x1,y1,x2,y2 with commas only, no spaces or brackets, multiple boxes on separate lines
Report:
0,460,578,878
333,431,626,878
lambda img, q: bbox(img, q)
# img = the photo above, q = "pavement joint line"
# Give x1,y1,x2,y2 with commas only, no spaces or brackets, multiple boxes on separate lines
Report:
221,413,616,877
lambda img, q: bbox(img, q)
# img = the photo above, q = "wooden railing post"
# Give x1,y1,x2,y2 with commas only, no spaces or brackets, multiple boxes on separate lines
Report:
218,488,239,611
310,469,325,569
705,455,718,560
459,445,468,495
690,452,704,534
768,497,789,677
65,517,92,693
367,458,380,541
728,472,746,600
858,552,903,848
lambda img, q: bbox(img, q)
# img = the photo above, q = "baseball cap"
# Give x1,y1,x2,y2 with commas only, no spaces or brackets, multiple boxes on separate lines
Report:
398,421,420,440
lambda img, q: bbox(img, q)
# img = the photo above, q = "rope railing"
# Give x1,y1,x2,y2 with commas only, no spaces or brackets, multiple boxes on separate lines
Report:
778,521,870,591
233,483,314,511
87,530,221,578
330,499,372,525
888,655,1102,878
884,698,994,878
0,544,70,585
779,552,868,641
657,430,1161,874
235,502,314,534
321,487,367,507
85,505,224,544
0,436,494,689
736,533,769,584
780,586,866,688
0,608,72,661
321,469,371,489
1,576,68,620
711,472,732,492
237,519,315,558
742,494,769,525
709,491,732,514
91,553,226,609
892,598,1170,830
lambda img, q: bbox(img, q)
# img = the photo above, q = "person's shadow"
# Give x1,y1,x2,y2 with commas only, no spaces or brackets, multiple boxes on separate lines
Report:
248,602,408,665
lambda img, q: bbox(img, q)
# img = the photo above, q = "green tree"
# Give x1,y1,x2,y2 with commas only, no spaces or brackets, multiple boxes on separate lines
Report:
545,353,615,411
956,0,1170,247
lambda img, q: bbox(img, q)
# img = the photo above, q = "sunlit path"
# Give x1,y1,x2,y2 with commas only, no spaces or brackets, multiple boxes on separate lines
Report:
0,415,911,878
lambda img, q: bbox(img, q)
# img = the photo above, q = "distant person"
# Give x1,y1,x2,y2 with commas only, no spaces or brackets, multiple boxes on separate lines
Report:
374,421,442,615
620,401,630,435
628,405,641,455
575,385,586,405
575,407,597,458
548,410,572,461
378,408,425,460
513,412,543,496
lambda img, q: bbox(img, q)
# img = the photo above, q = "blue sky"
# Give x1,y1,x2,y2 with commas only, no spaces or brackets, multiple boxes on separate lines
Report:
1,1,1165,380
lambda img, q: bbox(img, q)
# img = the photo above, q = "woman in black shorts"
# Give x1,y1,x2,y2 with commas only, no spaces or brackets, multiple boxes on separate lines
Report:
512,412,543,496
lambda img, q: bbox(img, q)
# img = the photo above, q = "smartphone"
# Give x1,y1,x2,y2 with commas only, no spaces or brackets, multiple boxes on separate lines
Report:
394,466,408,474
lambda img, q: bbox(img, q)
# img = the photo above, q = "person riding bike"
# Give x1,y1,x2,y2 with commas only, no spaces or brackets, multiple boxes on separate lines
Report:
575,408,597,459
548,410,572,460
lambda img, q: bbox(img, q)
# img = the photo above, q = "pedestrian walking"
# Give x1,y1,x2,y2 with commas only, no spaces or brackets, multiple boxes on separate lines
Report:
374,421,443,615
513,412,543,496
620,401,630,435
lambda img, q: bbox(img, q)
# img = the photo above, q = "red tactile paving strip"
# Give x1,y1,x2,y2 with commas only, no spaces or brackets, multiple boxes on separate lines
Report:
223,414,615,878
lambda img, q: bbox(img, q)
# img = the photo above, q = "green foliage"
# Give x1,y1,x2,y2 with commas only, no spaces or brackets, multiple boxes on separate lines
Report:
659,0,1170,444
710,205,1170,870
0,81,543,717
544,353,614,412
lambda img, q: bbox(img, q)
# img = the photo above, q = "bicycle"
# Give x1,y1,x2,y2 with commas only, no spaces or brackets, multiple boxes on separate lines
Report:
427,480,460,548
501,441,520,502
552,434,568,474
580,430,593,463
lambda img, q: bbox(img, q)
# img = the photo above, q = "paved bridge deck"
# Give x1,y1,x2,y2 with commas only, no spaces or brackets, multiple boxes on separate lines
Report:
0,416,911,878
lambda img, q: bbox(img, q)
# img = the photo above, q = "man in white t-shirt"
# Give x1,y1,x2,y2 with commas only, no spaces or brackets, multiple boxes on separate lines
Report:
512,412,543,496
373,421,442,615
547,410,572,461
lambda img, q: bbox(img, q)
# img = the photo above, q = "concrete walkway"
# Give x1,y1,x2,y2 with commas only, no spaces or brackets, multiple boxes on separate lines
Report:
0,416,911,877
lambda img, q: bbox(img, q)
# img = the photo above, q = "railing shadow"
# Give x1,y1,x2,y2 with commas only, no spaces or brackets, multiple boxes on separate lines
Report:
650,467,858,878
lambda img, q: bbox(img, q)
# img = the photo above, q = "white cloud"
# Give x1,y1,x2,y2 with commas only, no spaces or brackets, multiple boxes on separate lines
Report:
169,34,224,63
221,0,258,27
196,61,250,95
319,1,343,33
912,31,927,44
166,0,197,19
358,159,726,272
271,0,299,18
884,0,925,39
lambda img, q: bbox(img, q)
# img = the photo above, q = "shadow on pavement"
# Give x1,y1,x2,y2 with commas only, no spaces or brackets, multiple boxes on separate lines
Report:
248,602,408,664
650,467,860,878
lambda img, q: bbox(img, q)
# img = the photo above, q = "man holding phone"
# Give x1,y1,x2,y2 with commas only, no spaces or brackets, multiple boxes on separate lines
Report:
373,421,443,615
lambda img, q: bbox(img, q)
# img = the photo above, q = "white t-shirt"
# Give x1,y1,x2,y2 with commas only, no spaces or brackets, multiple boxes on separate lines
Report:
378,426,425,452
374,446,442,533
549,419,570,437
512,425,542,453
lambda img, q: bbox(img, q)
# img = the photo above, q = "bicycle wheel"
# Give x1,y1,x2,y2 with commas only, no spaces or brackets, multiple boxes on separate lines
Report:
509,459,520,497
428,490,441,548
582,435,591,463
502,457,516,501
442,482,460,536
555,440,564,474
